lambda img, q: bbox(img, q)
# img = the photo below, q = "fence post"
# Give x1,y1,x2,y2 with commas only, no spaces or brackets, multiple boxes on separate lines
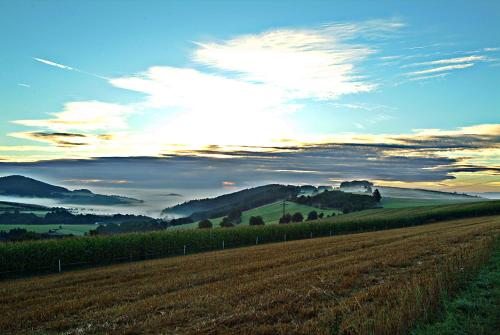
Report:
284,234,287,242
222,240,225,250
256,236,259,245
310,232,313,239
58,259,61,273
329,230,332,236
183,245,186,255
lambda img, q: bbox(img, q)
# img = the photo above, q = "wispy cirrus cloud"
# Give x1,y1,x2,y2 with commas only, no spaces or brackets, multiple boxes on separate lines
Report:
408,63,474,76
407,55,487,67
408,73,450,81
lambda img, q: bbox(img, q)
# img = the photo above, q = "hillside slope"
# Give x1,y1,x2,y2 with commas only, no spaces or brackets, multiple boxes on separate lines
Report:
163,184,302,219
0,175,141,205
175,201,341,229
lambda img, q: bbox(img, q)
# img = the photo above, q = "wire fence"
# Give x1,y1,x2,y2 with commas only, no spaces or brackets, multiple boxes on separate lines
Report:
0,227,375,278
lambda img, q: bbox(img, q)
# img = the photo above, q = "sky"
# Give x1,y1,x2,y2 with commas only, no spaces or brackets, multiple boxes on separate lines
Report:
0,0,499,197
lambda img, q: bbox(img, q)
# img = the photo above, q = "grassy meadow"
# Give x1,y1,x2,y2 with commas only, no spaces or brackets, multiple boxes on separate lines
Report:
0,224,95,236
177,200,341,229
0,201,50,217
0,215,498,334
380,196,480,209
412,239,500,335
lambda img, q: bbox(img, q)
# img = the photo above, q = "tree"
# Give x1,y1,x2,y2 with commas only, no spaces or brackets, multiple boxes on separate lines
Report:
227,208,242,224
198,219,213,229
292,212,304,223
279,213,292,224
373,189,382,203
220,217,235,227
307,211,318,221
318,212,324,219
249,216,265,225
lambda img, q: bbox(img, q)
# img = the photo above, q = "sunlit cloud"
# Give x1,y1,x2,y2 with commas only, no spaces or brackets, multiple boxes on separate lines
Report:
193,25,380,100
110,66,297,147
106,20,404,148
12,101,132,132
17,83,31,88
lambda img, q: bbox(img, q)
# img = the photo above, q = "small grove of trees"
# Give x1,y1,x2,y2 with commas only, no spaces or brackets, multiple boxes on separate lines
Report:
294,190,377,213
373,189,382,203
220,208,242,228
198,219,212,229
307,211,318,221
249,216,265,226
279,212,306,223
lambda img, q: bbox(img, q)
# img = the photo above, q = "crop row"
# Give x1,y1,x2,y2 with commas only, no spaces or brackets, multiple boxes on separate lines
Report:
1,200,499,276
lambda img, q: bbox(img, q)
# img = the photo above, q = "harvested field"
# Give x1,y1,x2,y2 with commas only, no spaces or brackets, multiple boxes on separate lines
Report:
1,215,499,334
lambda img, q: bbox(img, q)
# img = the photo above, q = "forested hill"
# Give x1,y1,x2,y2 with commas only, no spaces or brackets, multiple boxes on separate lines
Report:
0,175,68,197
295,189,378,213
163,184,303,220
0,175,142,205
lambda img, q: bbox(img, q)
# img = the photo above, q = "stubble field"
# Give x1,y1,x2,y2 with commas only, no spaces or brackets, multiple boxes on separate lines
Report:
1,215,499,334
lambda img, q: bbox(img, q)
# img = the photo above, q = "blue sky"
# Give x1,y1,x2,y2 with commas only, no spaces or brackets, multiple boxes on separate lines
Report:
0,0,499,193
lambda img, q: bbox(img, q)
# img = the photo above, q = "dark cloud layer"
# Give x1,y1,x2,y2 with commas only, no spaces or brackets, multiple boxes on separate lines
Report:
0,145,457,190
0,131,497,193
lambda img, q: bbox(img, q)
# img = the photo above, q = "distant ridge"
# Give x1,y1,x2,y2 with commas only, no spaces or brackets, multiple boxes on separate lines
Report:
0,175,142,205
375,186,480,200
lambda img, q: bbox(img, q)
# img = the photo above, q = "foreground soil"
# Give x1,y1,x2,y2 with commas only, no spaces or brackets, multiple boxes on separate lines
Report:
1,215,499,334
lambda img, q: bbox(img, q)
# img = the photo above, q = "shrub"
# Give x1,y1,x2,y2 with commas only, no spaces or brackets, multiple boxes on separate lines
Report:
249,216,265,226
220,217,235,227
292,212,304,223
279,213,292,224
307,211,318,221
198,219,212,229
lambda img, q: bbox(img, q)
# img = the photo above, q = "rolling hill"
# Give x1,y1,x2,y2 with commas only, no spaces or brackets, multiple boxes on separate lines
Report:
162,184,303,219
0,175,142,205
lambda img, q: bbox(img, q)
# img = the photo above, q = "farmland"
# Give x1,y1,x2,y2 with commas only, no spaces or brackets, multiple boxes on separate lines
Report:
380,196,479,209
178,200,340,229
1,200,499,276
0,224,95,236
0,200,51,217
0,214,498,334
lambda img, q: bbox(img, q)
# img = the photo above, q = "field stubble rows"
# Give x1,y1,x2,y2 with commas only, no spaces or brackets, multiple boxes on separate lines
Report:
0,215,499,334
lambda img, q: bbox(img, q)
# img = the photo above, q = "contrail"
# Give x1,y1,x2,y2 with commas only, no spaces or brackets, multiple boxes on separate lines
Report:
33,57,109,80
